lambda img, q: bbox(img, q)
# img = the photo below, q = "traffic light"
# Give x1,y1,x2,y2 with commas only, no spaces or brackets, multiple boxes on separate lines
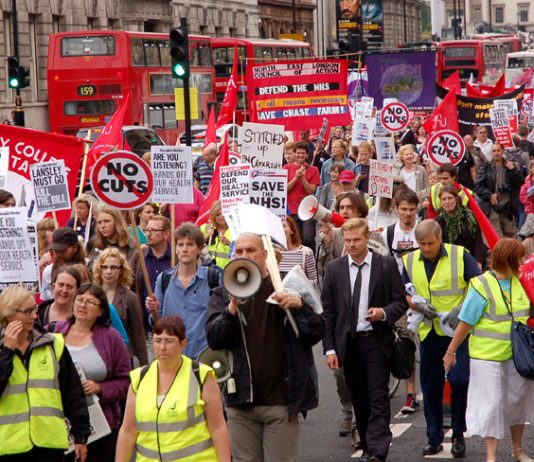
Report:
170,26,189,79
19,66,30,89
7,56,20,89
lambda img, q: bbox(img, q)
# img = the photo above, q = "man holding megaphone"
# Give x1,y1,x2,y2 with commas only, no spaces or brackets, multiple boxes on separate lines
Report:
206,232,325,462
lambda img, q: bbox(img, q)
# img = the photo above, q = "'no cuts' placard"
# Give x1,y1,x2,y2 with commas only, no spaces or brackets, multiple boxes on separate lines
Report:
90,151,154,210
151,146,193,204
29,160,71,213
380,102,410,133
240,122,285,169
426,130,465,166
0,207,39,291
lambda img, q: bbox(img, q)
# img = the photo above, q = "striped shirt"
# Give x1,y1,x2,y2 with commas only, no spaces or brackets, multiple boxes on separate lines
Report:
195,161,214,195
279,245,318,288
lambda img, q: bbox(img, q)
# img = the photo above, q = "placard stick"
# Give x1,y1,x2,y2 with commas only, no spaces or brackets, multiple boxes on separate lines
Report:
74,129,92,230
83,202,93,251
261,234,299,337
170,206,176,267
51,210,59,229
129,210,153,297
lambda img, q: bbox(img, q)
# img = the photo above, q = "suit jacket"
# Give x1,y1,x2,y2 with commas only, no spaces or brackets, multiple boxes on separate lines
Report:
321,251,408,366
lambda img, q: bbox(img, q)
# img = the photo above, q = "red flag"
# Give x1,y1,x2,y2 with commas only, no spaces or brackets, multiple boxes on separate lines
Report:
86,94,130,170
195,134,230,225
203,106,217,149
442,71,461,95
216,47,238,129
423,90,459,138
466,74,506,98
461,186,500,250
466,82,484,98
0,125,83,225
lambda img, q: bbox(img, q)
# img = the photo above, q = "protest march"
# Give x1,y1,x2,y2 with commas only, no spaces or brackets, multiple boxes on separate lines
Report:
1,46,534,462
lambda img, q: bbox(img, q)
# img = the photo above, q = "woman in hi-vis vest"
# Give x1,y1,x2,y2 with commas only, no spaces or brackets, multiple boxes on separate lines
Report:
0,286,90,462
444,239,534,462
116,315,231,462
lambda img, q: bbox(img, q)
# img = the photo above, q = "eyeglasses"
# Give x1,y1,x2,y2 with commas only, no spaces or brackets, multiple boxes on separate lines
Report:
16,306,38,316
101,265,121,271
74,297,100,308
143,228,168,234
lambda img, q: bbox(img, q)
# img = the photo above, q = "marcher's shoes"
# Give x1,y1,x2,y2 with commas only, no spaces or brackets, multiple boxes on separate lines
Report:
368,456,385,462
512,447,534,462
339,416,352,437
401,393,417,414
359,451,370,462
451,435,466,458
423,444,443,456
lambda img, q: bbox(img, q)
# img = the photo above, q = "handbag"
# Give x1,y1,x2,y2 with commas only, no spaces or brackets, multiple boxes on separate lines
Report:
390,327,416,380
491,272,534,380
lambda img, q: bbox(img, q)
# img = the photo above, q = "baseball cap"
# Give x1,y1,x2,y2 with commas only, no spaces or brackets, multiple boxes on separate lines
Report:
48,228,79,251
339,170,356,183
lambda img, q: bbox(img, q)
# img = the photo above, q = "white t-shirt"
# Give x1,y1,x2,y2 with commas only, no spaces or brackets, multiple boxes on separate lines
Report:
400,169,417,192
381,222,419,274
474,138,493,162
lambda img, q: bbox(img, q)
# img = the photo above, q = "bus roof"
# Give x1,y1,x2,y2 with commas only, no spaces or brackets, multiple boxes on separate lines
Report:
49,29,211,42
211,37,310,47
506,50,534,58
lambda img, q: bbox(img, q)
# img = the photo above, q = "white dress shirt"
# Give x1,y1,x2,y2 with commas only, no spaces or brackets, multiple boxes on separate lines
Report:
348,251,373,332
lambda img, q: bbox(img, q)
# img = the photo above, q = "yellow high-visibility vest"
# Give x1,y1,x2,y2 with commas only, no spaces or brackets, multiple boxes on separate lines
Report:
468,273,530,361
403,244,467,341
0,333,69,455
201,224,232,270
131,356,218,461
431,183,470,212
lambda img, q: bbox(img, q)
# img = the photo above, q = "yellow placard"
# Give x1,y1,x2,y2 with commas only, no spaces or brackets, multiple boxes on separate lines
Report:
255,94,348,110
279,33,305,41
174,87,199,120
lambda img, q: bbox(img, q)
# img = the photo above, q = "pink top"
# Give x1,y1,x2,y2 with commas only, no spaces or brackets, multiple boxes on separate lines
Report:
171,187,206,226
284,163,320,214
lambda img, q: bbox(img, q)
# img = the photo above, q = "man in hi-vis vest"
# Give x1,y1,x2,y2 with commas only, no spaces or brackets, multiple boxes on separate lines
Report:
402,220,480,459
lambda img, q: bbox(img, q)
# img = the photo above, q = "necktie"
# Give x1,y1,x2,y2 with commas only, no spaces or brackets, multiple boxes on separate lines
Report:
350,262,364,338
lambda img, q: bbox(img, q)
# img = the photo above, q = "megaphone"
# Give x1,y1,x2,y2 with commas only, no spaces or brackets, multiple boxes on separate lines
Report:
198,347,233,383
222,258,262,300
298,195,344,227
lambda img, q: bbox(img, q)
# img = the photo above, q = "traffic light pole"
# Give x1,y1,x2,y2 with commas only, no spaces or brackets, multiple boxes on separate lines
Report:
12,0,24,127
181,17,192,147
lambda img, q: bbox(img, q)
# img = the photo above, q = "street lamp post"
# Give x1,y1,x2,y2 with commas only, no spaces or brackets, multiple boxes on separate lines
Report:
292,0,296,34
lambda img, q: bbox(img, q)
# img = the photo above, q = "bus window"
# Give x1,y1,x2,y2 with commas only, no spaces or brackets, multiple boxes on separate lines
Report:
61,36,115,56
197,42,213,67
159,40,171,67
444,47,475,58
302,47,311,57
144,40,160,66
148,104,164,129
508,56,534,68
64,100,115,115
163,104,177,129
131,39,145,66
276,47,287,59
255,46,273,60
286,47,297,58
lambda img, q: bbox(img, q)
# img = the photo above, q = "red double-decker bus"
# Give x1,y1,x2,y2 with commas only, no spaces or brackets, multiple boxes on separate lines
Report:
47,30,216,145
472,33,523,54
212,38,312,123
437,39,505,85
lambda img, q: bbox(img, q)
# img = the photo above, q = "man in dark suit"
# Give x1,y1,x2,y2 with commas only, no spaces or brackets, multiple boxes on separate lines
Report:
322,218,408,462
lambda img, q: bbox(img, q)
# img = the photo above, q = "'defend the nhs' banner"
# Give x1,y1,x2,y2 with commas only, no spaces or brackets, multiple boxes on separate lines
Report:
247,59,351,131
366,51,437,111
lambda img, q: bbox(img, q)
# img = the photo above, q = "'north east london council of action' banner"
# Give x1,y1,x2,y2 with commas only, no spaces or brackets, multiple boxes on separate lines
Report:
247,59,351,131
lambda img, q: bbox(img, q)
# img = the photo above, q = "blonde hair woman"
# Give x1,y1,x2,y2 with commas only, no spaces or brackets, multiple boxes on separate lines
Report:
93,248,148,365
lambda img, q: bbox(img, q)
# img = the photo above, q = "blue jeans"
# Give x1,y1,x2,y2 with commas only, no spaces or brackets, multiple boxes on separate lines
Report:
420,328,469,447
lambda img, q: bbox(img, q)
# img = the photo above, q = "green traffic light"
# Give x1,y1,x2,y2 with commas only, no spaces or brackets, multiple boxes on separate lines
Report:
173,63,186,77
9,77,20,88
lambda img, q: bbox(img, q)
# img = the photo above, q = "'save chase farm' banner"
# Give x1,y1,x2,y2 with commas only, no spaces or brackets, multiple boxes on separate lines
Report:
247,59,351,130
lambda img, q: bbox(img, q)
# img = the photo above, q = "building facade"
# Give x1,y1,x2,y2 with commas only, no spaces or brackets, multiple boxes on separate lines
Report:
1,0,262,129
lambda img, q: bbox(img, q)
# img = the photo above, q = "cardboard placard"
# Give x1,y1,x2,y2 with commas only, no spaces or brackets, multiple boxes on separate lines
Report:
29,160,71,213
369,160,394,198
220,164,251,214
249,169,288,218
239,122,285,169
151,146,193,204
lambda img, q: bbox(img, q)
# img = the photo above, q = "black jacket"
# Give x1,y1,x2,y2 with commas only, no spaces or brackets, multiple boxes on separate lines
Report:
474,160,523,217
205,280,325,415
0,326,91,444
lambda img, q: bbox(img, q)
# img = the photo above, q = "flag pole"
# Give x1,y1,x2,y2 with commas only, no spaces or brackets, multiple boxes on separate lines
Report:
74,129,92,231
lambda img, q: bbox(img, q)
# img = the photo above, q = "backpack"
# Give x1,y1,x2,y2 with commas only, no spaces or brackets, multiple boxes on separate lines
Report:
160,265,222,299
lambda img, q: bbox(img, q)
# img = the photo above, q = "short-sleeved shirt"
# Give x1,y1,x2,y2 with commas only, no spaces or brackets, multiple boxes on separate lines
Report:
284,162,320,214
459,278,511,326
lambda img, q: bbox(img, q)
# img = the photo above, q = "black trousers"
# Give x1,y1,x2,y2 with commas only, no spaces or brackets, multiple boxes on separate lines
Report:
0,447,64,462
344,332,392,460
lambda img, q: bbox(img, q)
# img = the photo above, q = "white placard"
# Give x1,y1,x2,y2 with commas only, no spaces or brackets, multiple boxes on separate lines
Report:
249,169,288,218
0,208,39,291
374,112,388,137
151,146,193,204
29,160,71,213
374,137,396,162
220,164,250,214
369,160,394,198
351,118,376,147
239,122,285,169
494,99,518,117
0,147,8,189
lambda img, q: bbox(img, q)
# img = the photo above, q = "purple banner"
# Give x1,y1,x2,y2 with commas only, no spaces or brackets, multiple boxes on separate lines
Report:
366,51,437,110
